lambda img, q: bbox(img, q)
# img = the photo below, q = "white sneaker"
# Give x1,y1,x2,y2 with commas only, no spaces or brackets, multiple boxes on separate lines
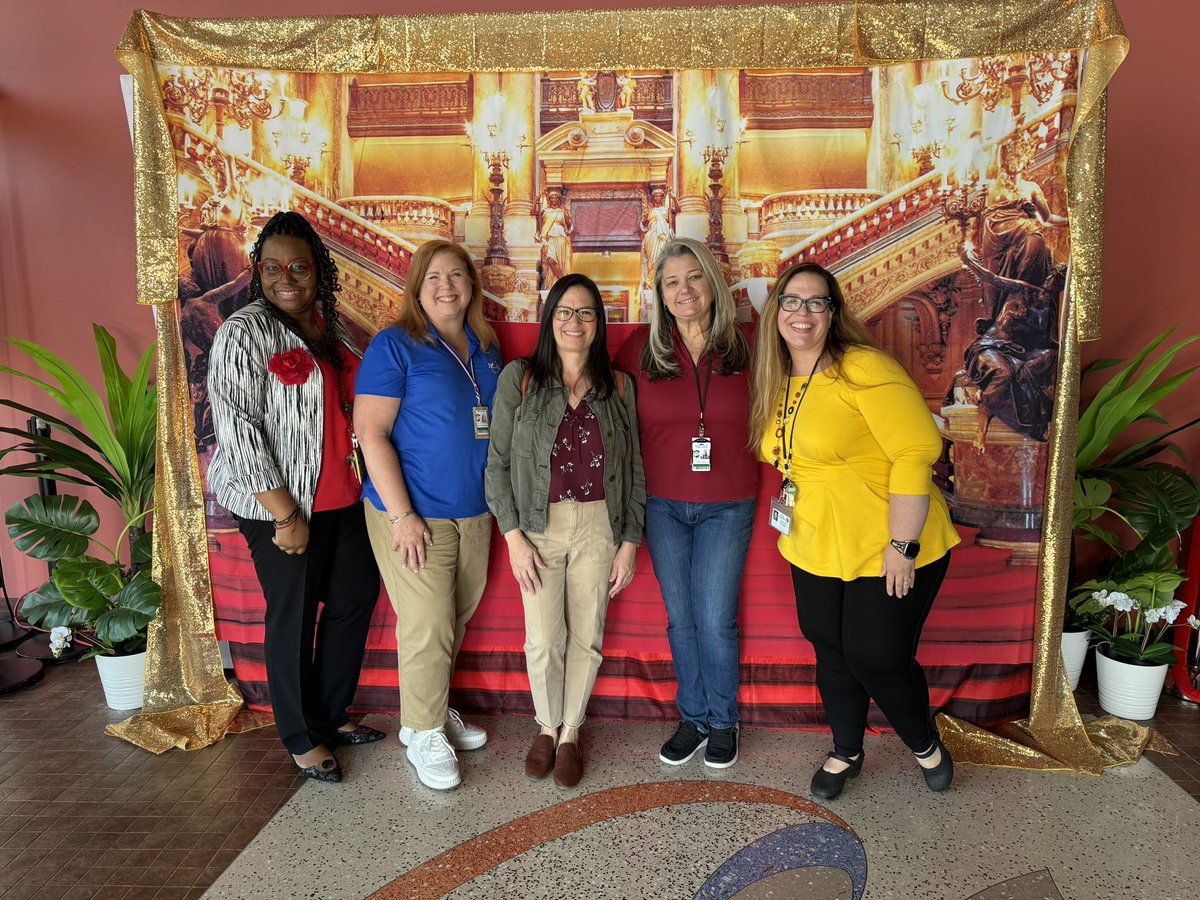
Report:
399,708,488,751
405,728,461,791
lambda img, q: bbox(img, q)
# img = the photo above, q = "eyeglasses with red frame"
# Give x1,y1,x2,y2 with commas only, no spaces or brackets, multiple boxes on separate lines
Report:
257,260,315,280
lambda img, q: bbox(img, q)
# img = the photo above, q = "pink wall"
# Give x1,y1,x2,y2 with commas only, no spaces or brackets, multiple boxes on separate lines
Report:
1,1,1194,594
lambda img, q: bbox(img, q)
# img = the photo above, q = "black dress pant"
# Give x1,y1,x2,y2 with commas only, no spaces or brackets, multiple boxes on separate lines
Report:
238,503,381,755
790,553,951,758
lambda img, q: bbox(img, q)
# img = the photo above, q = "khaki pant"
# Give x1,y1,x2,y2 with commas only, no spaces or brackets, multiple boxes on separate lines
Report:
364,503,492,732
521,500,616,729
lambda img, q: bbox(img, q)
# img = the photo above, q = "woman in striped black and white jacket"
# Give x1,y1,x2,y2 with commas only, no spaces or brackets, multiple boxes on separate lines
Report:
208,211,384,783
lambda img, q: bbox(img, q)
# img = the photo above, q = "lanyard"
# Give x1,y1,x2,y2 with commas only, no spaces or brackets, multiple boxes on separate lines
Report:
437,337,482,405
689,352,714,437
777,355,822,488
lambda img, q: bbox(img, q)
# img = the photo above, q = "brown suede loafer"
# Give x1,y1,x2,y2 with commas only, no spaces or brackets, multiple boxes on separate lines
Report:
524,733,556,779
553,741,582,788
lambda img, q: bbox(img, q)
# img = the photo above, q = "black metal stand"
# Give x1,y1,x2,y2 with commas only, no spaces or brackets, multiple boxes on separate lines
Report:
0,557,45,692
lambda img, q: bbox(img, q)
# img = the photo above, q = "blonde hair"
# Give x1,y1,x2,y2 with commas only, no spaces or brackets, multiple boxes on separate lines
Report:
392,240,497,350
749,262,878,443
641,238,749,379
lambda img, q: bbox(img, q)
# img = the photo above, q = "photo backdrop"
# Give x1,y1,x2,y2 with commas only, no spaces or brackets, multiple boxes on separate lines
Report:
112,3,1134,773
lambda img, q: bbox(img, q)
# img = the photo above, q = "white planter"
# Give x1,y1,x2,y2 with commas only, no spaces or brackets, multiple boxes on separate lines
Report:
1095,647,1169,720
95,651,147,711
1061,629,1090,691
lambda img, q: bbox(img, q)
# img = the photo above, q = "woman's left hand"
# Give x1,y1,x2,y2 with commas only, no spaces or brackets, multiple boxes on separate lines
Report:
609,542,638,598
882,545,917,598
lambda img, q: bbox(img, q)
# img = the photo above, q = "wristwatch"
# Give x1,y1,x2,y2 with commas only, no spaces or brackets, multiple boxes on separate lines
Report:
890,538,921,560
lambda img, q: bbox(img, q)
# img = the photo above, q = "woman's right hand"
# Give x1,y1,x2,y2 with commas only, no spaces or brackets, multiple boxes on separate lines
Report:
504,530,546,594
272,518,310,555
391,514,434,570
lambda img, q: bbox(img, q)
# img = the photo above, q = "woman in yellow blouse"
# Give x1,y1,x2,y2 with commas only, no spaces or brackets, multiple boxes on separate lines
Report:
750,262,960,800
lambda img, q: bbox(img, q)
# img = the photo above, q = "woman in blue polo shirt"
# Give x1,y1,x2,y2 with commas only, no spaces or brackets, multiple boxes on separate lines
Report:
355,240,502,791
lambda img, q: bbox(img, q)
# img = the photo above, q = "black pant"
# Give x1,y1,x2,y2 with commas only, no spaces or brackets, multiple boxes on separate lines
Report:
790,553,951,758
238,503,381,755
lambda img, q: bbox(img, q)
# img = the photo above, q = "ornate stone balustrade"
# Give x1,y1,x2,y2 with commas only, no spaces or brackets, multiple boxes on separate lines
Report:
782,173,945,270
169,119,415,285
291,195,414,282
338,195,454,241
760,189,883,241
780,105,1072,272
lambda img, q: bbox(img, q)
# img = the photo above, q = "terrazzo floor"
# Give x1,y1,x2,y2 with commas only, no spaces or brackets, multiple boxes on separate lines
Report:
204,715,1200,900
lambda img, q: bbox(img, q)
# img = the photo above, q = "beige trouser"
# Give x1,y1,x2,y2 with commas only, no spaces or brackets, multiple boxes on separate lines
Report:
521,500,617,729
364,502,492,732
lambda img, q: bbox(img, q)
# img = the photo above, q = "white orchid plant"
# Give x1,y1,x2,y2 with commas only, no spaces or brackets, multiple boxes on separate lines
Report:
1069,569,1198,665
48,626,73,658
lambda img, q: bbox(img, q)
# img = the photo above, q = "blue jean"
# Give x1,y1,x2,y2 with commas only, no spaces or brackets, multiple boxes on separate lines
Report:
644,496,757,731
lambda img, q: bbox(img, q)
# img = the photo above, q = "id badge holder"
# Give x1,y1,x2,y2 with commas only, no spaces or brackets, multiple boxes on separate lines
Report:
691,436,711,472
769,480,797,535
769,496,793,535
472,405,491,439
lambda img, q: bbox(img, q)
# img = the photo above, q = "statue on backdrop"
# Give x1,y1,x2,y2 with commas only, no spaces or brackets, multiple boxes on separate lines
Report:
617,73,637,110
639,187,678,295
178,162,254,455
578,73,598,112
978,140,1067,324
535,188,574,291
949,137,1067,449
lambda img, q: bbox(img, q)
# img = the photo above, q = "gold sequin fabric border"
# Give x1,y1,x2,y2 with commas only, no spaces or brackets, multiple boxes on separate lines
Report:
115,2,1132,768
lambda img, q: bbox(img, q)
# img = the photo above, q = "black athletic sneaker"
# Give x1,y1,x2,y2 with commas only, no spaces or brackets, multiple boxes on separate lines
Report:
659,721,708,765
704,726,738,769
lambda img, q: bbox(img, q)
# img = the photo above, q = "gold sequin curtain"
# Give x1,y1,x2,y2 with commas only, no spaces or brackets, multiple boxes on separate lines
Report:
112,2,1138,768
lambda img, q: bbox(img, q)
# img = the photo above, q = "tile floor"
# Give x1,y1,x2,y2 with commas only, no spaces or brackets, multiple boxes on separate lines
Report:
0,648,1197,899
0,656,306,900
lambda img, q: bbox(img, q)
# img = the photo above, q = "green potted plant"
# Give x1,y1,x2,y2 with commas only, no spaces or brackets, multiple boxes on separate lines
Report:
1,325,161,709
1070,326,1200,715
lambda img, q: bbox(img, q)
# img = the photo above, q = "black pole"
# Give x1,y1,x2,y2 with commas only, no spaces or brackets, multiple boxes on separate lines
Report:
26,416,56,579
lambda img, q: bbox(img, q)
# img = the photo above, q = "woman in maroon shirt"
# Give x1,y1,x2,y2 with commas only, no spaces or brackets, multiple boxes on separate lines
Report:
614,237,757,770
487,274,645,787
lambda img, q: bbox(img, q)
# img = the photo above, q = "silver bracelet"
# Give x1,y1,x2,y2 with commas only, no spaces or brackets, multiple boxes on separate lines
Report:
388,509,416,525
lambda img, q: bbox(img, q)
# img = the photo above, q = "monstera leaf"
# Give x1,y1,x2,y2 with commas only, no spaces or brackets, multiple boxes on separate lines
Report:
1102,462,1200,544
93,571,161,647
19,580,92,630
52,556,125,612
4,494,99,561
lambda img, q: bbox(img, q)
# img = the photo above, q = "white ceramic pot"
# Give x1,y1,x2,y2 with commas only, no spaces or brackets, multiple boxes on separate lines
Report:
1095,647,1168,720
95,650,147,711
1060,628,1090,691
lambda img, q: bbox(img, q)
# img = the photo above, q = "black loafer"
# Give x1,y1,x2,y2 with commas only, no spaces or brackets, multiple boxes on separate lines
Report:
330,724,386,745
915,735,953,792
295,755,342,783
810,750,864,800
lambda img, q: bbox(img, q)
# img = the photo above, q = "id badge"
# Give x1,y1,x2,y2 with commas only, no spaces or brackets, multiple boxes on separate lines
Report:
691,436,711,472
769,495,793,535
472,405,491,440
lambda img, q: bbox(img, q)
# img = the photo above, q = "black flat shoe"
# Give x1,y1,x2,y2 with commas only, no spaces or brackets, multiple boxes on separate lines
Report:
295,755,342,783
810,750,864,800
330,724,386,745
915,735,953,792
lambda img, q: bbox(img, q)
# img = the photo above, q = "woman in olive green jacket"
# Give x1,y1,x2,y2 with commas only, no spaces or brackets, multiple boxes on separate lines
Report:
485,273,645,788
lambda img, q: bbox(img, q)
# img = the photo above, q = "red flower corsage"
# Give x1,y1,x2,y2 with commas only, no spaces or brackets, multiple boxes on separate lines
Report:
267,348,314,386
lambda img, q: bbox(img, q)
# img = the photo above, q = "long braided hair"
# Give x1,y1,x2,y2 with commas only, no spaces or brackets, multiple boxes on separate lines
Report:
249,211,345,369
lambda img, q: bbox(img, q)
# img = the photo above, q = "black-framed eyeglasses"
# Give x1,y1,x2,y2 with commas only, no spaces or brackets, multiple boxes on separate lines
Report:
258,260,315,280
778,294,833,314
552,306,599,323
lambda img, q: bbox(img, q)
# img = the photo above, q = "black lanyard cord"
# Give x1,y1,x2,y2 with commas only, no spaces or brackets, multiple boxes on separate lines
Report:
690,352,714,436
779,355,822,484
